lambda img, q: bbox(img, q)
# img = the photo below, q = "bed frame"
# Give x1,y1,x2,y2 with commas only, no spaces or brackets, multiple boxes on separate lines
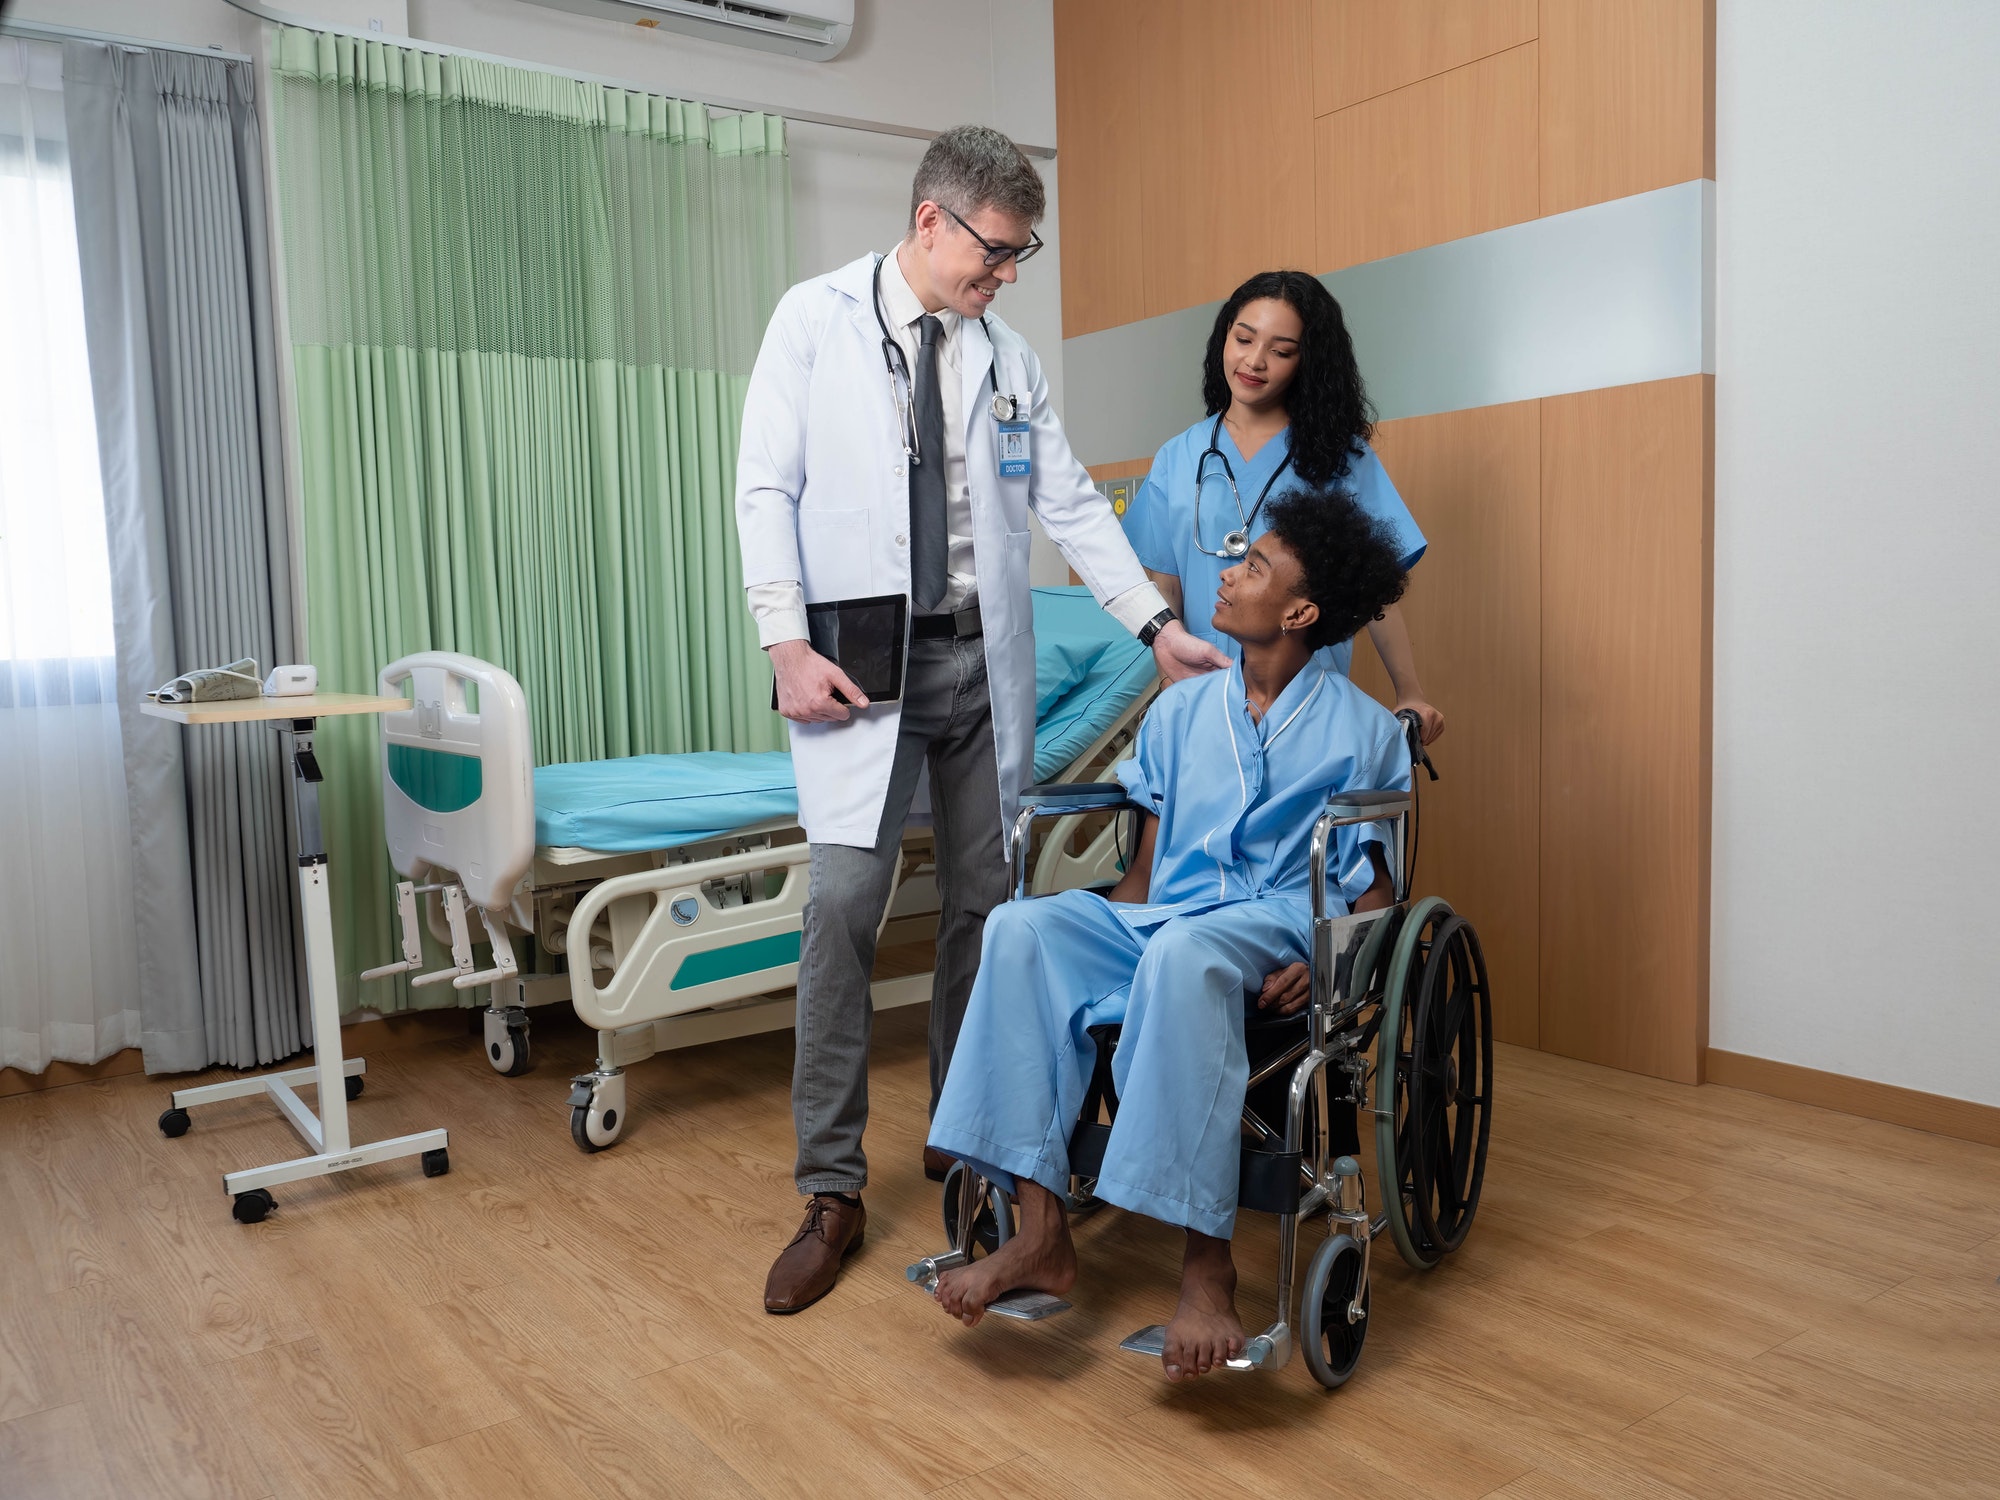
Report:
369,651,1157,1151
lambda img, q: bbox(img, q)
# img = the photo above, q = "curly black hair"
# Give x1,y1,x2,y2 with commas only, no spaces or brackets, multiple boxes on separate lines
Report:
1263,488,1408,651
1202,270,1374,488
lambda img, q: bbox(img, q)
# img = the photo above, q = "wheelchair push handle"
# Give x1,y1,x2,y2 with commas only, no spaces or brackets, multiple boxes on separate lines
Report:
1397,709,1438,782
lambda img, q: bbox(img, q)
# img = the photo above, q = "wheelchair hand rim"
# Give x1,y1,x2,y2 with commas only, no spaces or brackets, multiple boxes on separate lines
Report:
1407,914,1494,1254
1375,896,1454,1272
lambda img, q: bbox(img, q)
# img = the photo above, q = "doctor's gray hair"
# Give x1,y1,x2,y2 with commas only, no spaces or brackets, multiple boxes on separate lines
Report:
908,125,1046,231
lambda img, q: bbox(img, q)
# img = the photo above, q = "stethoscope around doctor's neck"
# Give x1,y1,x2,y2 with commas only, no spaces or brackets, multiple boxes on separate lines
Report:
873,253,1016,468
1195,412,1294,559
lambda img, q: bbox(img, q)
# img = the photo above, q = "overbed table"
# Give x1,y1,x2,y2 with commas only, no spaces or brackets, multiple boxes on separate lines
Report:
142,692,449,1222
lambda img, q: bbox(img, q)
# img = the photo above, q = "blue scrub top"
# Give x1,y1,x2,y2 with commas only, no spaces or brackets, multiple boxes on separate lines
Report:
1123,418,1426,677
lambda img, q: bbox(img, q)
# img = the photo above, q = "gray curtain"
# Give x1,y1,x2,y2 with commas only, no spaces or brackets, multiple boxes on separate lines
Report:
63,40,304,1073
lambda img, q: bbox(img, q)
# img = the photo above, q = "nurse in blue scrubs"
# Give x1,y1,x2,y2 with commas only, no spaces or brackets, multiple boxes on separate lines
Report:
1125,269,1444,743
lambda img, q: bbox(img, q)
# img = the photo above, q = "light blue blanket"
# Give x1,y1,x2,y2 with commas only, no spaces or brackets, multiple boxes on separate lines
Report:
533,587,1153,851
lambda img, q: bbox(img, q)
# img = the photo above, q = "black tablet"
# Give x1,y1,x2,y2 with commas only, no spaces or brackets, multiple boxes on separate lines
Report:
771,593,908,709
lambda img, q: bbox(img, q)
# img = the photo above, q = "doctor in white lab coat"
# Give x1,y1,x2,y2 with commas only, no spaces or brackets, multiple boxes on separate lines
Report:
736,126,1227,1315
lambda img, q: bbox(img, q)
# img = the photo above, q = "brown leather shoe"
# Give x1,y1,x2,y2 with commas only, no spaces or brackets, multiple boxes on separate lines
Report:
922,1145,954,1182
763,1194,866,1314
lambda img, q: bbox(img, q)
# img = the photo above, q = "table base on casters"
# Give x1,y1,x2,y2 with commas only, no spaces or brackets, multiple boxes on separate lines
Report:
143,703,452,1221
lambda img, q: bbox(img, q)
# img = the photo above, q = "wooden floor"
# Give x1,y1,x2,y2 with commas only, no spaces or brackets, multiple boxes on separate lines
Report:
2,983,1996,1500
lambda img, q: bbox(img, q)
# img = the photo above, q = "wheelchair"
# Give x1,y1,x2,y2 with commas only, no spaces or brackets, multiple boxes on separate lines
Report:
906,713,1492,1389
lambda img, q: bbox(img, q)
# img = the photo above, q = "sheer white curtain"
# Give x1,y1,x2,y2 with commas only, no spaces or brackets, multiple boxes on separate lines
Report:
0,36,141,1072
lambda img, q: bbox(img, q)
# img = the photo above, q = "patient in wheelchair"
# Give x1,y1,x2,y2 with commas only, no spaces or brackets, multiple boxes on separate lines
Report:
926,488,1413,1379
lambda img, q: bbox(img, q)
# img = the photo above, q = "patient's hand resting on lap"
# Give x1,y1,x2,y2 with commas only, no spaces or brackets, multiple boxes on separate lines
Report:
1254,856,1391,1015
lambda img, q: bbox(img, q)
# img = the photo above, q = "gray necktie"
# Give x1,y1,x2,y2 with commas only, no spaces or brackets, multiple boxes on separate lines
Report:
910,314,948,613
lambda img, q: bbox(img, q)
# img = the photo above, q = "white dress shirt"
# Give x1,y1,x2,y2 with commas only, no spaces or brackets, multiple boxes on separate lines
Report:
748,242,1167,648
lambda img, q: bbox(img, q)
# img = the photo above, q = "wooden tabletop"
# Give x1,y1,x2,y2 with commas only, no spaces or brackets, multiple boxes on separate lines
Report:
139,691,408,725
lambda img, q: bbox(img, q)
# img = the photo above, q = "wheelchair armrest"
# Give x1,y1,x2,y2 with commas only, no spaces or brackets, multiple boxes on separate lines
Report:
1020,782,1137,817
1011,784,1141,896
1324,789,1411,820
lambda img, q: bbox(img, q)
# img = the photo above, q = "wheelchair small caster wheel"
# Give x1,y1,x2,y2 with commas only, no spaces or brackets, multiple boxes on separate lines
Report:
941,1161,1013,1255
158,1107,191,1138
1300,1232,1369,1389
231,1189,276,1225
421,1147,450,1178
344,1075,364,1101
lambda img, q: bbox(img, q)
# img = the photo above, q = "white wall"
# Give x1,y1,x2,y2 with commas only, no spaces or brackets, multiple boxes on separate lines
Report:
1713,1,2000,1106
11,0,1073,578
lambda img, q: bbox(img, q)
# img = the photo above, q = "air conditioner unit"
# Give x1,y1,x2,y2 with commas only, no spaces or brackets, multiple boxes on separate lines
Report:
514,0,854,60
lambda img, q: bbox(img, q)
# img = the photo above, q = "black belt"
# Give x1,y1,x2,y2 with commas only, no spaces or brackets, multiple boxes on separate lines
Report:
911,603,982,641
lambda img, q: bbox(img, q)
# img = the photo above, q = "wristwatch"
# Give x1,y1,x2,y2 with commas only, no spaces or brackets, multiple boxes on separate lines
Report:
1137,607,1178,648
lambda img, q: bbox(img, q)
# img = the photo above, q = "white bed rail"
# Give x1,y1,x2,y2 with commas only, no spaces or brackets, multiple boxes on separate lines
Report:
566,842,816,1032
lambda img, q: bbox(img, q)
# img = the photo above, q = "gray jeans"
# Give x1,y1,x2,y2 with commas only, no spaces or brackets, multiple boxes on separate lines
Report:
792,634,1010,1194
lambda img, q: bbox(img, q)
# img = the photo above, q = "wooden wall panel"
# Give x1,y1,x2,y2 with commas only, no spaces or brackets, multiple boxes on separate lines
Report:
1350,401,1541,1048
1135,0,1318,318
1539,0,1714,216
1310,0,1538,114
1539,376,1712,1083
1314,42,1539,273
1053,0,1147,337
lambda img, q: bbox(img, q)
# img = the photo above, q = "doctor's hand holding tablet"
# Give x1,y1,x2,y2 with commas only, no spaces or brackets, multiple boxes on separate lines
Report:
734,125,1224,1317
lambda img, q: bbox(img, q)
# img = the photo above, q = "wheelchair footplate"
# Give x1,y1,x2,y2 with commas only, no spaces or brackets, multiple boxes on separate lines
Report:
904,1252,1074,1320
1118,1322,1288,1371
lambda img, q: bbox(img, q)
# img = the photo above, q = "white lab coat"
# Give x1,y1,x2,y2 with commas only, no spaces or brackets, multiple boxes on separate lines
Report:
735,252,1151,849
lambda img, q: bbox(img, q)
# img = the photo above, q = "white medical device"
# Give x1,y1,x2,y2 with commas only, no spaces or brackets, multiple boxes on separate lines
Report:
264,664,319,697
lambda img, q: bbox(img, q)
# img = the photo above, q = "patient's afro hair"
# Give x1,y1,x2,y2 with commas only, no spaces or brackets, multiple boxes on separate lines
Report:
1263,488,1409,652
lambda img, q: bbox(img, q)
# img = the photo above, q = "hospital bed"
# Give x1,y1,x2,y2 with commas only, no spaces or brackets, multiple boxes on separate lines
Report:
366,587,1161,1152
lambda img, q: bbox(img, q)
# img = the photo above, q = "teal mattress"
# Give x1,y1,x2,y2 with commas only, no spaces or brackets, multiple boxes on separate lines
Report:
533,587,1153,852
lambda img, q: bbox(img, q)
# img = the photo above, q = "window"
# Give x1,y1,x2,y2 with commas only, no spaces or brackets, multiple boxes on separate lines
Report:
0,37,116,702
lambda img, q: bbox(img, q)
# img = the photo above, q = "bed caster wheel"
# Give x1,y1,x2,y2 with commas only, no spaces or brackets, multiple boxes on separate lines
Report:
421,1147,451,1178
940,1161,1013,1255
344,1075,364,1101
1300,1232,1369,1389
567,1072,625,1153
231,1189,276,1225
158,1107,191,1138
484,1007,532,1077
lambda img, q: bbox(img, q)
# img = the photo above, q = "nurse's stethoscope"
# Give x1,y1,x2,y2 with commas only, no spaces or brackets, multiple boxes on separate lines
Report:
873,253,1017,468
1193,412,1294,559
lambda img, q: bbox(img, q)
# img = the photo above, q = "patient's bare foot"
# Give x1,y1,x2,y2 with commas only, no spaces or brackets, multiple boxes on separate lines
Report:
1161,1231,1245,1380
933,1181,1077,1327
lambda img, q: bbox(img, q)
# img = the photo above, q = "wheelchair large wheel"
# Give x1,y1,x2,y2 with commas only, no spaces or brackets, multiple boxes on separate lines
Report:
940,1161,1014,1256
1374,898,1454,1271
1299,1232,1369,1389
1408,916,1493,1254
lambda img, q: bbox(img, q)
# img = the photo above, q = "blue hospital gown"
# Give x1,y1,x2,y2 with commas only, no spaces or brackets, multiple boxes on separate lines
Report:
1124,419,1426,677
927,660,1411,1238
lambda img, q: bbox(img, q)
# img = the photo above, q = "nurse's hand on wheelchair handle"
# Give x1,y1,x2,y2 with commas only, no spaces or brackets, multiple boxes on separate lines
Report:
1397,708,1440,780
1395,698,1445,745
767,638,869,723
1151,620,1232,683
1257,962,1311,1016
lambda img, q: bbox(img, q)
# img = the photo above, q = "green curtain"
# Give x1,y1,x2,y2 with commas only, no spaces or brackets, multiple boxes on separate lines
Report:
270,29,792,1013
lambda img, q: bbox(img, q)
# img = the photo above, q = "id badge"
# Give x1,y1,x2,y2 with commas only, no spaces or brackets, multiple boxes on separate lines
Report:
998,419,1031,478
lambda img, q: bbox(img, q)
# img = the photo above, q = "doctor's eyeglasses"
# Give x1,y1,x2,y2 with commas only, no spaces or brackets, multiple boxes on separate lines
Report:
940,204,1043,268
